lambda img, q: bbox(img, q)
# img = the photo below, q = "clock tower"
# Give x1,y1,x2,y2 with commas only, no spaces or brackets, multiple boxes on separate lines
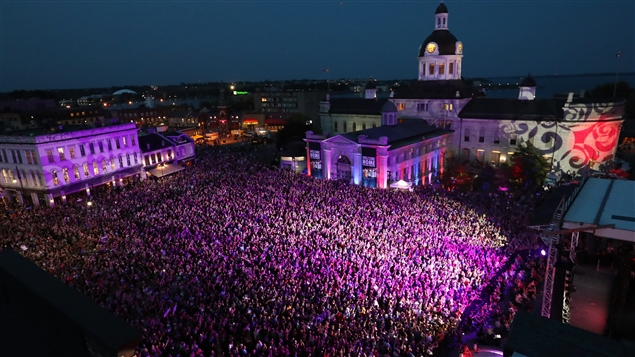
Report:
418,1,463,81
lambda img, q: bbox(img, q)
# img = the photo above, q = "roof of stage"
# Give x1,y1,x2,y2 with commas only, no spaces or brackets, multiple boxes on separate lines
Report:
562,178,635,243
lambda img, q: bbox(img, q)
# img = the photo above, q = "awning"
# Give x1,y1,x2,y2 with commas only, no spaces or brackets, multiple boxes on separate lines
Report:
390,180,412,190
243,119,259,125
265,118,286,125
147,163,185,178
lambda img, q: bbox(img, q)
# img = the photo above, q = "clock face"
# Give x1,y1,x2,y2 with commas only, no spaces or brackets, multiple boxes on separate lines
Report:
426,43,436,53
458,42,463,53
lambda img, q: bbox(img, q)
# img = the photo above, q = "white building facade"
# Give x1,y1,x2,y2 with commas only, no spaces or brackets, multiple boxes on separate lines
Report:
0,123,143,206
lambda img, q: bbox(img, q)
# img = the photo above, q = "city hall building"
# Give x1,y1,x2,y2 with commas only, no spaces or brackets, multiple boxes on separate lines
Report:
310,2,625,188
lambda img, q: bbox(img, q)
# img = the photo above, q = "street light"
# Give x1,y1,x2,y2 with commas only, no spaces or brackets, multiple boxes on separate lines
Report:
12,166,25,205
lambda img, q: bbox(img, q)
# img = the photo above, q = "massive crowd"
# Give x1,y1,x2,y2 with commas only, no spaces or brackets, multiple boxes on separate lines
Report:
1,145,542,357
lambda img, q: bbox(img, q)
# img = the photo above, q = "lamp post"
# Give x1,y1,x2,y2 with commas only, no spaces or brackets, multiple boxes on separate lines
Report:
12,166,25,205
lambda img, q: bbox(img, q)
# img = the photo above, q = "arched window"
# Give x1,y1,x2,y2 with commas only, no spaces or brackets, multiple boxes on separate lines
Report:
73,165,80,179
30,171,37,187
372,123,376,128
493,129,501,144
464,128,470,142
478,128,485,143
343,122,347,132
352,122,357,132
63,168,70,183
510,134,518,146
334,121,338,132
1,169,8,185
51,170,59,186
362,123,367,130
102,159,108,173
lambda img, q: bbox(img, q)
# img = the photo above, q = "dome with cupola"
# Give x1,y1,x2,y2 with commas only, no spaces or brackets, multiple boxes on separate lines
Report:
419,1,461,57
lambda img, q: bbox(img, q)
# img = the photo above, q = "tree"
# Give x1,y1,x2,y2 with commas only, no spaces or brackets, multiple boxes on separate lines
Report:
507,143,550,190
441,156,474,191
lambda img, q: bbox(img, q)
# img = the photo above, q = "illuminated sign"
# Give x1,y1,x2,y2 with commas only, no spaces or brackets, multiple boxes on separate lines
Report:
233,91,249,95
362,156,376,167
310,150,321,160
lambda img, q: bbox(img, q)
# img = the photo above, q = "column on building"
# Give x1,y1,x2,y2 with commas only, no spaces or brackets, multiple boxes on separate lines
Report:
352,153,362,185
322,149,332,180
377,155,388,189
305,146,312,176
47,193,55,207
30,192,39,206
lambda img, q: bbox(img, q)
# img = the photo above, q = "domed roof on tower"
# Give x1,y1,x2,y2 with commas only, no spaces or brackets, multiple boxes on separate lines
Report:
382,101,397,113
520,74,537,87
419,1,460,57
365,80,376,90
435,1,448,14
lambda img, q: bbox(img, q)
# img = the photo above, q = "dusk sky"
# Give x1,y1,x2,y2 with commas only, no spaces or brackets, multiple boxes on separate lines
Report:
1,0,633,91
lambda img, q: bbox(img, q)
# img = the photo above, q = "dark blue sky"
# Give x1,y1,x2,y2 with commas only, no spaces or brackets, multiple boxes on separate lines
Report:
2,0,633,91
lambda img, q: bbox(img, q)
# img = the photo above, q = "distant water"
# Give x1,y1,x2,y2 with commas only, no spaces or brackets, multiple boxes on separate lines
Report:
479,73,635,99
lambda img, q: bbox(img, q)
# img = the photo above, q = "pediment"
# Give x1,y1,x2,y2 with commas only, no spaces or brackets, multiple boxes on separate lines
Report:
323,135,358,145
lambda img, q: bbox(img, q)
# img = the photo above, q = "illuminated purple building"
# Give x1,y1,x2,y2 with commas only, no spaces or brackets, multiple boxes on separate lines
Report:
0,123,143,206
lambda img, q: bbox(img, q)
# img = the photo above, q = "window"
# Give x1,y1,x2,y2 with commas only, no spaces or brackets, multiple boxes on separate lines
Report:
134,153,138,164
449,62,454,74
144,155,150,166
63,168,70,183
157,153,162,163
429,63,435,75
84,163,90,177
107,140,112,151
352,123,357,132
79,144,86,157
69,146,76,159
74,165,80,179
417,103,429,112
122,136,127,147
362,123,366,130
398,103,406,111
343,122,347,132
57,148,64,161
439,63,445,75
93,162,99,175
493,130,501,144
510,134,517,146
464,128,470,142
30,171,37,187
25,151,32,164
115,138,120,149
334,121,338,132
476,149,485,163
131,135,136,146
46,149,54,163
16,150,23,164
126,153,131,166
491,151,501,166
10,150,17,163
102,159,108,173
98,141,104,153
372,123,376,128
167,150,172,160
89,143,95,155
118,156,124,168
52,170,59,186
478,128,485,143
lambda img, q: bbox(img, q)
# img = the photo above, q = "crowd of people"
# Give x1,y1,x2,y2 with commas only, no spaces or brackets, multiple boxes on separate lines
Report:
1,145,543,357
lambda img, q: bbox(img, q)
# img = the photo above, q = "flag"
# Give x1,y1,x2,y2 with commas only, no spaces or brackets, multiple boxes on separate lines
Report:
323,68,329,73
616,52,621,58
